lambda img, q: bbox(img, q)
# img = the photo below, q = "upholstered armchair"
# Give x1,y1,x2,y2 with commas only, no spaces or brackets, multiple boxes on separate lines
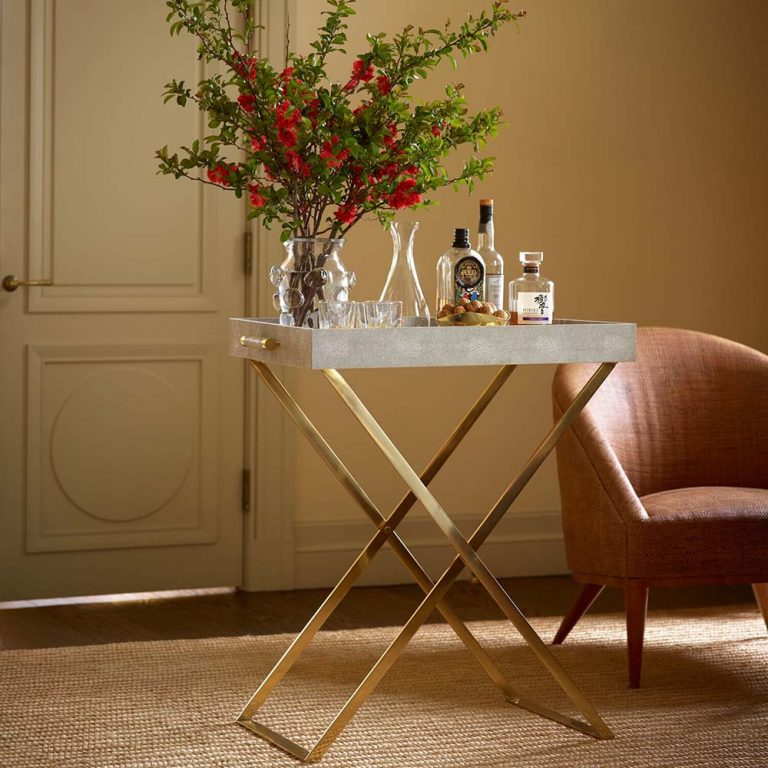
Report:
551,327,768,687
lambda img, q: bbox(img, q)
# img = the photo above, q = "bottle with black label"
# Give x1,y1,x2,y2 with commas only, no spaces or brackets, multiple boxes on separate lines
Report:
436,227,486,311
477,199,504,309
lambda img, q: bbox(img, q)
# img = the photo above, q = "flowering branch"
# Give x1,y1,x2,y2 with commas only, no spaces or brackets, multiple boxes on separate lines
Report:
157,0,525,241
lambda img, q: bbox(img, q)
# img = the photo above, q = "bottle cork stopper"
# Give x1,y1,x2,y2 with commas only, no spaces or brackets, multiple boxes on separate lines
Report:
480,198,494,206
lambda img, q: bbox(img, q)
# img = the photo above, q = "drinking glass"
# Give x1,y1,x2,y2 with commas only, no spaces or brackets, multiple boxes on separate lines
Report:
351,301,369,328
318,300,368,329
364,300,403,328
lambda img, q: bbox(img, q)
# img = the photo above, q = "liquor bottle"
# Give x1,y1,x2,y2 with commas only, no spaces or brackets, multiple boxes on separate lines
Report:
436,228,486,311
477,199,504,309
509,251,554,324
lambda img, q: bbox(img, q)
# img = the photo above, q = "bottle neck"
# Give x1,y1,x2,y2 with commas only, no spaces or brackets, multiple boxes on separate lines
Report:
477,220,495,250
523,264,539,275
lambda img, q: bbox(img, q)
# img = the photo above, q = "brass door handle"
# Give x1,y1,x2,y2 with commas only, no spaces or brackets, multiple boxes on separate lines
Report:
2,275,54,292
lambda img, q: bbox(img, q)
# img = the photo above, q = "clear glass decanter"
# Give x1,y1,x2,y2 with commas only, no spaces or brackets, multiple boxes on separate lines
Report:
380,221,430,327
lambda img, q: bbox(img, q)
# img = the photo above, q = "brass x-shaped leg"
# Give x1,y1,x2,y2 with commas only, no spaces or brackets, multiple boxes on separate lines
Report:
237,360,616,762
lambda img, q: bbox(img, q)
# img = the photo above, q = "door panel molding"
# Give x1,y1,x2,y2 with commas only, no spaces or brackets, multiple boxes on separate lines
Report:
26,343,220,553
27,0,219,314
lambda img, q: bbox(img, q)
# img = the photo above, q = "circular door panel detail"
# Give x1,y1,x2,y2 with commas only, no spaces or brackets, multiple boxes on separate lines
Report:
50,368,194,522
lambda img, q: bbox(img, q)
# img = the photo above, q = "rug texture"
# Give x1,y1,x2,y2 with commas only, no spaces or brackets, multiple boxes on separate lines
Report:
1,606,766,767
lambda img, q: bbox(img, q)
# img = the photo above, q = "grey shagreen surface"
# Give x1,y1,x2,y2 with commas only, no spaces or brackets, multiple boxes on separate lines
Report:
229,318,636,369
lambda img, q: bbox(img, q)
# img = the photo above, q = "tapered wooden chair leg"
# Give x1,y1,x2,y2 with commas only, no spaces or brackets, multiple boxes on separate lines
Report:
553,583,605,645
625,582,649,689
753,583,768,631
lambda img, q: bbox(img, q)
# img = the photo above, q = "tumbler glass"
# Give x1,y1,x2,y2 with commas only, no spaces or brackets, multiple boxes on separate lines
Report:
364,300,403,328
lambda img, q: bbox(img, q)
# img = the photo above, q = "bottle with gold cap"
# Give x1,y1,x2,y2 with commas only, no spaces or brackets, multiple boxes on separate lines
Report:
477,198,504,309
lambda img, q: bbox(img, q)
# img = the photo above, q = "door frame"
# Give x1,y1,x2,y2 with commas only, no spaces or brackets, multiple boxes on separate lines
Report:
241,0,298,591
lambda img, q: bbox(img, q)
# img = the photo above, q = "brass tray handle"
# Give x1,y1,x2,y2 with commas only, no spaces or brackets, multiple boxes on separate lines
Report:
239,335,279,351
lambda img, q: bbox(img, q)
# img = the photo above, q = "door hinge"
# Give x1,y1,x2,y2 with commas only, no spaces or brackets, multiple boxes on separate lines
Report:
243,230,253,275
241,468,251,513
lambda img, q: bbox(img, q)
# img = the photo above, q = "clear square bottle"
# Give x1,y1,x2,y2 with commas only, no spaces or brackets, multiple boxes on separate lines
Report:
508,251,554,324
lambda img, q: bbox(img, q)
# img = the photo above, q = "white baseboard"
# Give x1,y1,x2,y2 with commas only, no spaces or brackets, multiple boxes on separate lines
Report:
293,509,568,589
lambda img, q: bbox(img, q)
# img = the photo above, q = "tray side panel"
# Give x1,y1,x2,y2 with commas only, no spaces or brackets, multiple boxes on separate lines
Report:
310,323,637,368
227,318,637,369
228,319,313,368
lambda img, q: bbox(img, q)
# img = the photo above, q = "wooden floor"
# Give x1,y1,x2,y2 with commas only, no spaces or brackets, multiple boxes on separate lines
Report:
0,577,754,651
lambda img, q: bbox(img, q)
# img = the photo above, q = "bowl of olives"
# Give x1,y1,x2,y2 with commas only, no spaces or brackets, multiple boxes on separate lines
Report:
436,299,510,326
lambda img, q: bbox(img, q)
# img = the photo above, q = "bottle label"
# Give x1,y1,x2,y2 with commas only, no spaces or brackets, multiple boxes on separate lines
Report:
454,256,484,302
517,291,553,324
486,274,504,310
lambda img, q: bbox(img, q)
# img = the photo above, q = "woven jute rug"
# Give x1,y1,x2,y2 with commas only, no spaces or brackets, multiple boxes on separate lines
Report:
1,606,766,767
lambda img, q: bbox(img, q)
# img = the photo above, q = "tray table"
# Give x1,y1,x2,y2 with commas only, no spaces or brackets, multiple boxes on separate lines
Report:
228,317,636,762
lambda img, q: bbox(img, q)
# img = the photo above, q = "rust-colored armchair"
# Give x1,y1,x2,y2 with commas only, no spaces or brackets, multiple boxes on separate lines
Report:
551,327,768,687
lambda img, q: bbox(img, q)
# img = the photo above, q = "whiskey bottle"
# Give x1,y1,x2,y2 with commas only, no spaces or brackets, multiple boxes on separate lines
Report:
509,251,554,324
436,228,486,311
477,199,504,309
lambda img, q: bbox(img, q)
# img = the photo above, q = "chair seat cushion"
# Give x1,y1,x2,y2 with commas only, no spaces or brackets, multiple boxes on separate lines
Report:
628,486,768,580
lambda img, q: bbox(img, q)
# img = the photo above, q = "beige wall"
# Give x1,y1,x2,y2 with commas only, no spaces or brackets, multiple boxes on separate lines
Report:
284,1,768,544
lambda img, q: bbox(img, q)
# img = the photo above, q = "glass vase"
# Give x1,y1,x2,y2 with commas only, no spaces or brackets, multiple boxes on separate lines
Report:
380,221,430,327
270,237,356,328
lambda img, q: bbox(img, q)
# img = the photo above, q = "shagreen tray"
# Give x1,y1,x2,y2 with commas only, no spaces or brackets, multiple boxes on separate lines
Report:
228,318,636,369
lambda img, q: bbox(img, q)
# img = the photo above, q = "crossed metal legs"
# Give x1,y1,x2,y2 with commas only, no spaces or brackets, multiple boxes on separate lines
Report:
238,360,616,762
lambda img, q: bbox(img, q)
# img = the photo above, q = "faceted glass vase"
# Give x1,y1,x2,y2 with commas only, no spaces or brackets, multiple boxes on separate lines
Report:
380,221,430,326
270,237,356,328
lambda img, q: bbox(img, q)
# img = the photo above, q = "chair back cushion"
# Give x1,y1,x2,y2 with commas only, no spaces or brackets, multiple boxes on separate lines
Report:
554,327,768,498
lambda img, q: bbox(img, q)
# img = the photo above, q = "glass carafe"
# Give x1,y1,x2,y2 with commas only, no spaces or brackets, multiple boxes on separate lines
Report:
380,221,430,327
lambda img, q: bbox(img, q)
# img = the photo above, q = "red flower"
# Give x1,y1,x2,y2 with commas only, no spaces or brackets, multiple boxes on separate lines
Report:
376,75,391,95
352,59,374,82
279,67,295,80
382,122,399,149
387,177,422,209
278,124,298,148
353,102,370,118
285,150,311,177
207,162,237,187
248,184,266,208
274,99,301,147
238,93,256,113
250,134,267,152
305,97,321,126
371,161,397,181
432,125,442,137
334,203,358,224
277,100,301,125
320,136,350,169
345,59,374,91
234,55,258,81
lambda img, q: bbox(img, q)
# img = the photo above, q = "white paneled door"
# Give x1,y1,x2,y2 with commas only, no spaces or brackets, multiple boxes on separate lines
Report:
0,0,248,599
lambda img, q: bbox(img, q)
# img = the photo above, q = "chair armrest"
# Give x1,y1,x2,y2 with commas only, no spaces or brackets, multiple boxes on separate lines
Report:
553,394,646,581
